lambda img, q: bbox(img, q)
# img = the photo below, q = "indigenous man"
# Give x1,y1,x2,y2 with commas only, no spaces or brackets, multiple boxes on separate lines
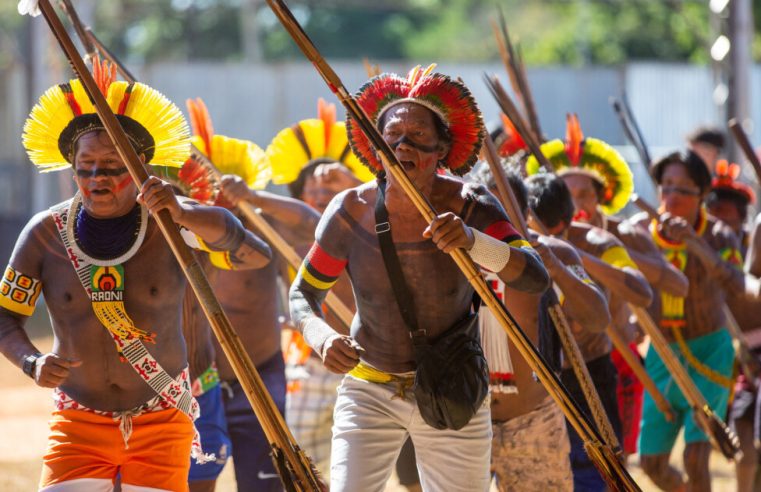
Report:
0,73,271,491
633,151,745,492
266,99,374,480
156,97,283,492
705,160,761,492
181,98,320,492
530,115,689,458
687,126,725,174
289,65,549,491
524,171,653,492
473,161,610,492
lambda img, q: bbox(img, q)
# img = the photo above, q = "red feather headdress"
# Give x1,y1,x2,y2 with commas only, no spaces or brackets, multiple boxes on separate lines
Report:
346,64,485,176
712,160,756,204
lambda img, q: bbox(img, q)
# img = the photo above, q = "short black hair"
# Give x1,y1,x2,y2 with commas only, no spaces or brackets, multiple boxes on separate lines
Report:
525,173,574,229
706,188,750,221
687,126,725,150
651,150,712,193
472,160,528,216
287,158,336,199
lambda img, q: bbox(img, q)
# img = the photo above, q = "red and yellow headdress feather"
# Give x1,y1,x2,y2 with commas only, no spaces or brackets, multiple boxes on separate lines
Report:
346,64,485,176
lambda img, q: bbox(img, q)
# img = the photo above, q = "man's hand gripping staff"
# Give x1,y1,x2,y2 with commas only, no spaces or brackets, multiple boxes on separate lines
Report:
264,0,641,489
27,1,325,490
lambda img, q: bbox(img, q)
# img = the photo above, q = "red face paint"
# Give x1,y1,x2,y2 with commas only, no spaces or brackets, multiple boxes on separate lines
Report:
114,176,134,193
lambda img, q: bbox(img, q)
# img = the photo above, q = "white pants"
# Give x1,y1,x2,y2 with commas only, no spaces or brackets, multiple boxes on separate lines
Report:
330,374,492,492
40,478,168,491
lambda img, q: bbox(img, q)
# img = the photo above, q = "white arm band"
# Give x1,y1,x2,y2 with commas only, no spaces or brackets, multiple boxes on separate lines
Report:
301,316,339,356
468,229,512,272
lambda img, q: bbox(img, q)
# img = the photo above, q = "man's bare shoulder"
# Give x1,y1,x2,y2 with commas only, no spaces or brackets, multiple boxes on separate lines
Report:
7,207,65,277
453,179,508,228
615,218,657,253
543,235,582,266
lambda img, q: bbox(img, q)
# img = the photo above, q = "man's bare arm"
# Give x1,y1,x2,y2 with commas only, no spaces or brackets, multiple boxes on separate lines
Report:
220,175,321,246
0,213,81,387
619,223,689,297
288,192,358,373
537,236,611,332
580,249,653,307
139,176,272,269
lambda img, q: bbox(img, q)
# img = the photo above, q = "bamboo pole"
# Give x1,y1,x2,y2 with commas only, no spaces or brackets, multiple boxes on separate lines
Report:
728,118,761,188
57,0,354,333
482,137,623,453
262,1,639,488
36,2,323,489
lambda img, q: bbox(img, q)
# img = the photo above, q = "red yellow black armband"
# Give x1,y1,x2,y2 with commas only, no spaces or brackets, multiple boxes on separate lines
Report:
298,243,347,290
0,266,42,316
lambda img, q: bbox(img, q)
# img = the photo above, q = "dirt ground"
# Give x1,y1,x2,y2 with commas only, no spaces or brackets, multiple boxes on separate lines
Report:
0,311,737,491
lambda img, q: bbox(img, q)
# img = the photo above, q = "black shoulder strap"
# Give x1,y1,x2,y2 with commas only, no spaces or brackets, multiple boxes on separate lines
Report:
374,180,427,346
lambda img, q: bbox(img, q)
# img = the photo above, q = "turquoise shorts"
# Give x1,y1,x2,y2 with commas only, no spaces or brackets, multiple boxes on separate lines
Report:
639,328,734,456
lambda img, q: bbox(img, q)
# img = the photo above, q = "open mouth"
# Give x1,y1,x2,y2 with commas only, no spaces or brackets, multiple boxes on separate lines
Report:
90,188,112,196
400,160,415,171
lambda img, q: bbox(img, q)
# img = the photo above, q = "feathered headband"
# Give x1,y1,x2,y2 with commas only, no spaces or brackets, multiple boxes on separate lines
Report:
346,64,485,176
711,160,756,204
267,98,374,185
22,58,189,172
525,114,633,215
154,98,271,206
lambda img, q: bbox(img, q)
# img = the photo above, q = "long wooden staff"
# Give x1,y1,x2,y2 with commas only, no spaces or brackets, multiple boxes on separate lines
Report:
482,137,623,454
491,9,542,142
631,195,742,461
612,98,758,391
728,118,761,190
263,1,639,489
57,0,354,333
492,76,738,460
488,84,674,422
35,2,323,489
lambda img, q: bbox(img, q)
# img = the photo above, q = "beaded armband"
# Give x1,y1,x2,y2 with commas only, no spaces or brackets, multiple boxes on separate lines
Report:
0,266,42,316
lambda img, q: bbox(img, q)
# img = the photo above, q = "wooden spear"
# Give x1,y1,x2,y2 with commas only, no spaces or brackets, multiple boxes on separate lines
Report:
263,1,639,489
491,9,542,141
728,118,761,189
57,0,354,333
482,137,624,453
35,2,324,489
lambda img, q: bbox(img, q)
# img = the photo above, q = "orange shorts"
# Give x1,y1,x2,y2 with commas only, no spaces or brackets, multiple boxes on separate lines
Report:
39,408,194,491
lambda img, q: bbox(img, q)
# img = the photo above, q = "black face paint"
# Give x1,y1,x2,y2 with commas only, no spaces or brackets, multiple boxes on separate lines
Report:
661,185,701,197
390,135,439,154
76,167,130,179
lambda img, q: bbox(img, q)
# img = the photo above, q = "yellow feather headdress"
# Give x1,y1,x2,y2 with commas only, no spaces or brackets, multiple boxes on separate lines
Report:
22,59,189,172
266,98,375,186
186,98,271,191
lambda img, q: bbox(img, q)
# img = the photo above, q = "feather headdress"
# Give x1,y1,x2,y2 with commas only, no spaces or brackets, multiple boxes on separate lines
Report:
267,98,374,185
496,113,527,157
712,160,755,204
22,57,189,172
525,114,633,215
346,64,485,176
